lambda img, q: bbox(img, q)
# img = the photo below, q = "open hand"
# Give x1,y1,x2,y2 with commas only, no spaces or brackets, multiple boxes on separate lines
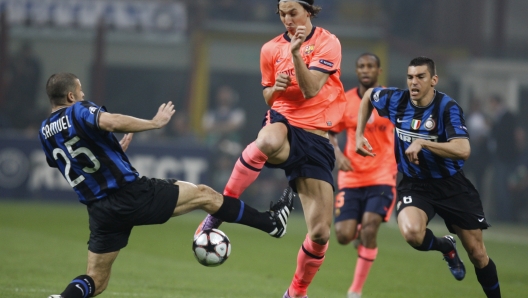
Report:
152,101,176,129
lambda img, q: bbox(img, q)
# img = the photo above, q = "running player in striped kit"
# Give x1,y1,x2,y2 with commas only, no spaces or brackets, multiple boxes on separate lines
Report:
355,57,501,298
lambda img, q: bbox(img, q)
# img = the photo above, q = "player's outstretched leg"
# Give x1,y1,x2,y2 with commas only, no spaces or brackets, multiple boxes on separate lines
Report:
195,187,295,238
442,235,466,281
195,142,269,237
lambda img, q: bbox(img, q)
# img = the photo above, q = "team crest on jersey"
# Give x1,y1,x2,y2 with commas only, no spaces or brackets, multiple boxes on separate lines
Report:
89,107,97,114
304,44,315,55
373,90,380,102
411,119,421,130
424,117,436,131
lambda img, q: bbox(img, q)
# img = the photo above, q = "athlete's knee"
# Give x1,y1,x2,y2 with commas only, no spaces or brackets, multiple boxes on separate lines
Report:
308,225,331,245
196,184,222,207
359,222,379,245
399,223,425,247
255,127,287,155
334,227,354,245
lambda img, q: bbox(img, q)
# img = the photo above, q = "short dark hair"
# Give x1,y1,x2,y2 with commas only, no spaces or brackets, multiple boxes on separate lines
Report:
356,53,381,68
409,56,436,76
277,0,322,18
46,73,78,105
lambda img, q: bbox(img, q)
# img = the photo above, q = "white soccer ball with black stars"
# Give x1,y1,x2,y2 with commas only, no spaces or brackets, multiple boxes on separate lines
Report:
192,228,231,267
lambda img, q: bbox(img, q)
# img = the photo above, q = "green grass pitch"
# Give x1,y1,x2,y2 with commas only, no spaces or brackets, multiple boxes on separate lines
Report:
1,200,527,297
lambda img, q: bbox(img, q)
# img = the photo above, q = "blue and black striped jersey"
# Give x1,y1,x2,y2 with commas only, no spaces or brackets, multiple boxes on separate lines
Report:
39,101,138,204
370,87,469,179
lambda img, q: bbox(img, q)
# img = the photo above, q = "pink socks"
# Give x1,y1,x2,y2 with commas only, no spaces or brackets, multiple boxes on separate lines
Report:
349,245,378,294
223,142,268,198
288,234,329,297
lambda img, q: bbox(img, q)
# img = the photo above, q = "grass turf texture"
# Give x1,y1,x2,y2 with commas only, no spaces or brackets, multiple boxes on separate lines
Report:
1,200,527,297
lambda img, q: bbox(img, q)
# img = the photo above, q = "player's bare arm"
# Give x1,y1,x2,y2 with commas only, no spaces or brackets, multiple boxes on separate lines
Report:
263,74,291,106
355,88,375,157
291,26,329,99
98,101,175,133
329,133,353,171
406,138,471,165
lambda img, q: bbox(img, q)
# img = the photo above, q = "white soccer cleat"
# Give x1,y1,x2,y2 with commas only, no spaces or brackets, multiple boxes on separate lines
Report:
48,295,62,298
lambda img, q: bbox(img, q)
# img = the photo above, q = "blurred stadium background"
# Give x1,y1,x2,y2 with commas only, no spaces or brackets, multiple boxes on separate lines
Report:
1,0,528,296
2,0,528,220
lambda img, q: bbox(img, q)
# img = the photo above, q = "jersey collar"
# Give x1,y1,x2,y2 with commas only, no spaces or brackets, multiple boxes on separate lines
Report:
282,26,316,42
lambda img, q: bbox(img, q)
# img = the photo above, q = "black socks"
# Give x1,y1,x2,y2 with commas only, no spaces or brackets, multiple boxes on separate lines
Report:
475,258,501,298
213,196,275,233
60,275,95,298
412,228,452,253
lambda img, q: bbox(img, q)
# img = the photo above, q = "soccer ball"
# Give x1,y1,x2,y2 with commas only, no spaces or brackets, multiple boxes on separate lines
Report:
192,229,231,267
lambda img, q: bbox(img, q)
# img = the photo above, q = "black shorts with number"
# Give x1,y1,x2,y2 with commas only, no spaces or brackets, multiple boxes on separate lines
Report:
87,176,179,253
396,170,490,233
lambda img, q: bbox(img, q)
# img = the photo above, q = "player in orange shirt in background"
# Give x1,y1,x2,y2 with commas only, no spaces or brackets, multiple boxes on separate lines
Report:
329,53,397,298
195,1,346,297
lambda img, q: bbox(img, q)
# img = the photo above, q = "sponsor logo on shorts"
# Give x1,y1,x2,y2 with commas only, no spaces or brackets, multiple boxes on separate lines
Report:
478,218,485,222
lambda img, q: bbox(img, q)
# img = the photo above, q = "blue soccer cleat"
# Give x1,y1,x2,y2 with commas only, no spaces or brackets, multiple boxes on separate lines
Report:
442,235,466,281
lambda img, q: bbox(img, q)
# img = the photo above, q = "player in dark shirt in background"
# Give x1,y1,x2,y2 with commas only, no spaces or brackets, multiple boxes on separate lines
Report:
41,73,294,298
355,57,501,298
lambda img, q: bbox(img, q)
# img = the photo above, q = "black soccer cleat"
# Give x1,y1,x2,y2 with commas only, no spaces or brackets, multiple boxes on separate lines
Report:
442,235,466,281
268,187,296,238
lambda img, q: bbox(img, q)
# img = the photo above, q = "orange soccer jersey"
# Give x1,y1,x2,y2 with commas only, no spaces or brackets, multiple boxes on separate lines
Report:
260,26,346,130
332,87,397,188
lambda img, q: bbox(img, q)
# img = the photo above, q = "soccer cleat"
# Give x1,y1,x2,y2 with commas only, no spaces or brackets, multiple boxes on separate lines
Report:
348,292,362,298
442,235,466,281
48,295,62,298
268,187,296,238
194,214,223,239
283,289,308,298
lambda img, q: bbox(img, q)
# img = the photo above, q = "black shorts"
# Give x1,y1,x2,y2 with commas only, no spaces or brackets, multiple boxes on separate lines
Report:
334,185,396,223
262,109,335,192
396,171,490,233
87,176,179,253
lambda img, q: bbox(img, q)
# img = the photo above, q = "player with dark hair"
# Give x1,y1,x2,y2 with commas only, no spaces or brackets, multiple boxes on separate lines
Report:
41,73,294,298
195,0,346,297
329,53,396,298
355,57,501,298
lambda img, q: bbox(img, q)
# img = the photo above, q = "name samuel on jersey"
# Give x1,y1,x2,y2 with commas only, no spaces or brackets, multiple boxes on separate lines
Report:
42,115,72,139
